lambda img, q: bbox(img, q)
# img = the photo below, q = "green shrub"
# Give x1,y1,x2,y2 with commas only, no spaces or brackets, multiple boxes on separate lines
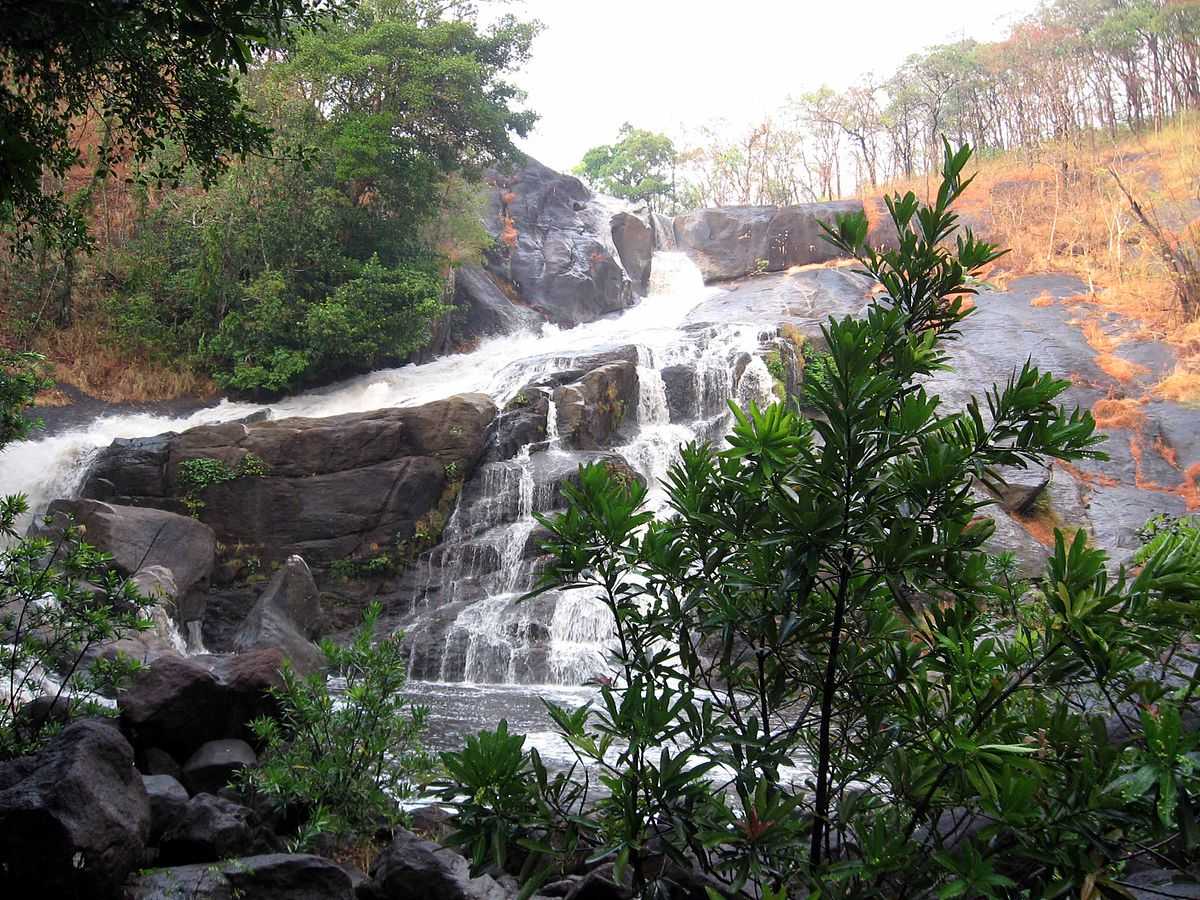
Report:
1,501,152,759
239,602,430,848
443,143,1200,898
176,453,269,516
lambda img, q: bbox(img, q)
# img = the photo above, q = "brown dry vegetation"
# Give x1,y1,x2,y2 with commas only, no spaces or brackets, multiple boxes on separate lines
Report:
870,117,1200,406
34,316,214,403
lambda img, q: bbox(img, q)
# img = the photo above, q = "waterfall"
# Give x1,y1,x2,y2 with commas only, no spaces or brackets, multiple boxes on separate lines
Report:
2,250,793,690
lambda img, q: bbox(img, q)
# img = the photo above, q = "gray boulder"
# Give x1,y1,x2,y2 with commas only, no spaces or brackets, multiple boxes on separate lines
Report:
673,201,861,282
232,555,325,674
453,265,542,340
0,719,150,897
363,828,510,900
610,212,653,295
158,793,276,865
81,395,497,567
119,649,285,760
143,774,189,842
554,362,639,450
123,853,354,900
481,158,635,328
36,499,216,598
181,739,257,796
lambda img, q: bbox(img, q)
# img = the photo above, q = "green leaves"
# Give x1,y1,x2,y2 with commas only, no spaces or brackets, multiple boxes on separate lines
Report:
238,602,429,847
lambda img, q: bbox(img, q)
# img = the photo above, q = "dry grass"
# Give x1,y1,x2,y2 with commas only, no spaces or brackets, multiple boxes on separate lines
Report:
1094,353,1150,383
32,316,215,403
1091,397,1146,431
869,117,1200,403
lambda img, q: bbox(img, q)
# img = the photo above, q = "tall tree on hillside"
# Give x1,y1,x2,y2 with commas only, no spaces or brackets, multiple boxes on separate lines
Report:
575,125,678,212
0,0,335,256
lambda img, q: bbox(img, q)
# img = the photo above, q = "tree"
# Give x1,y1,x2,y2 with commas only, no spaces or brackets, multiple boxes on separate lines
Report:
443,145,1200,897
0,0,336,254
103,0,539,394
575,125,677,212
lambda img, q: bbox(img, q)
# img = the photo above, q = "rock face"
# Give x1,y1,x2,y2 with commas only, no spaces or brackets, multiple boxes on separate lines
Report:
610,212,653,295
480,158,636,328
36,499,216,598
554,362,639,450
81,395,497,566
452,265,543,341
672,201,863,282
118,649,285,760
0,719,150,897
159,793,275,865
124,853,354,900
232,555,326,674
362,828,510,900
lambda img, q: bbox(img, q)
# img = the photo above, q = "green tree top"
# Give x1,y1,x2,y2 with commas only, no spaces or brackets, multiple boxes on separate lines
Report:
0,0,338,254
574,124,677,212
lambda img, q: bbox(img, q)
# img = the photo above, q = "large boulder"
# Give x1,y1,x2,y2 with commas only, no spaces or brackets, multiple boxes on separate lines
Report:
79,395,498,566
36,499,216,598
118,649,285,760
362,828,510,900
554,362,639,450
672,201,862,282
610,212,653,295
124,853,354,900
232,555,326,674
158,793,276,865
0,719,150,897
181,739,258,796
481,158,635,328
142,774,189,842
453,265,543,340
486,387,552,462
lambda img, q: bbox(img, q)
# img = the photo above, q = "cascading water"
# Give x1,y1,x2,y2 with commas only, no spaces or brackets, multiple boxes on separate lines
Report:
1,251,780,697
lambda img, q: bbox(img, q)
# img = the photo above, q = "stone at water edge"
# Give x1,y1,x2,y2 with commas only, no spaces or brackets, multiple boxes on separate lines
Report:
142,774,189,842
182,739,258,796
672,201,862,282
610,212,653,296
362,827,512,900
0,719,150,897
36,498,216,598
123,853,355,900
158,792,278,865
232,554,327,675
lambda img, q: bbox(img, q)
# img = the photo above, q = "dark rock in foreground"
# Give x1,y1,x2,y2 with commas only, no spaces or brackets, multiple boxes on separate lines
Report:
124,853,354,900
0,719,150,898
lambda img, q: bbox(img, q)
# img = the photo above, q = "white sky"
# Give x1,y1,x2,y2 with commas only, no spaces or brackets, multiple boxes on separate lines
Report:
500,0,1044,172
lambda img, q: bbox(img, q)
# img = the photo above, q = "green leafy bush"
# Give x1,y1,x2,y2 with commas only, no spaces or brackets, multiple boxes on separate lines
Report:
239,603,430,847
176,453,269,515
443,144,1200,898
1,500,152,758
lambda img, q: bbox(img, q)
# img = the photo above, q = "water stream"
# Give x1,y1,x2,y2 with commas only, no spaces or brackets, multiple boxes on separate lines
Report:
0,251,779,756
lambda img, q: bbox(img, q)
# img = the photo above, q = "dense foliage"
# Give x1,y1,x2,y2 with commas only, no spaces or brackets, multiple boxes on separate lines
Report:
444,146,1200,898
0,0,333,254
575,125,678,212
3,0,538,395
240,602,430,848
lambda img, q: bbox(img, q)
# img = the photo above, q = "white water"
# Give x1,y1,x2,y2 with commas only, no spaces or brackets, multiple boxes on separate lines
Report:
0,251,776,693
1,252,718,521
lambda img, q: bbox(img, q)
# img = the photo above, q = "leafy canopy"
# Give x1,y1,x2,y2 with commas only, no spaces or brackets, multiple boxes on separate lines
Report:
575,124,677,212
0,0,335,253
